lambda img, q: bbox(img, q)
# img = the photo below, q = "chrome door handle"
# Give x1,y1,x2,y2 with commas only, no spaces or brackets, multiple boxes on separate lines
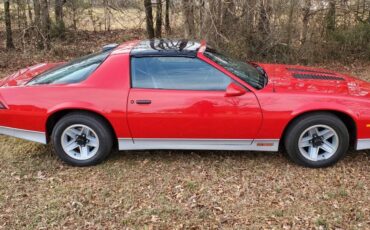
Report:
136,100,152,105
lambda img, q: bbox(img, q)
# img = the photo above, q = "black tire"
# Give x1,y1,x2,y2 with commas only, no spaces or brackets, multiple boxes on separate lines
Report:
284,112,349,168
51,112,113,166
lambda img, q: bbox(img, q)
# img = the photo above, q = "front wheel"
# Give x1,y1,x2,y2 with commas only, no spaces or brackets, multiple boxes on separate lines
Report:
284,113,349,168
51,112,113,166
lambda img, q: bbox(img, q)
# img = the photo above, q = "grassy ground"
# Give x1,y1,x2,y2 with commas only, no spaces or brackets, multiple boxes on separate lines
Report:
0,138,370,229
1,30,370,229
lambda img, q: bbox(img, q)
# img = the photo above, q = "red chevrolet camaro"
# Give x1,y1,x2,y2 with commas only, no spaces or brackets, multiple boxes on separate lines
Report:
0,39,370,167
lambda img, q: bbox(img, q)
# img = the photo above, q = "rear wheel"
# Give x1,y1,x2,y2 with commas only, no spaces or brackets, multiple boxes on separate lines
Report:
284,113,349,168
52,113,113,166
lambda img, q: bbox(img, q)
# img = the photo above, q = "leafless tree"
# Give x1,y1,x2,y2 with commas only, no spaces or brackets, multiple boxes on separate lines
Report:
155,0,163,37
4,0,15,49
33,0,44,49
144,0,155,39
1,0,369,63
55,0,65,36
301,0,312,45
165,0,171,34
182,0,195,38
41,0,51,50
326,0,336,33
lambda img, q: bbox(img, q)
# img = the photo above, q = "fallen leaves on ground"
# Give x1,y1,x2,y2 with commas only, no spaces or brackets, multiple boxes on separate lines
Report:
0,139,369,229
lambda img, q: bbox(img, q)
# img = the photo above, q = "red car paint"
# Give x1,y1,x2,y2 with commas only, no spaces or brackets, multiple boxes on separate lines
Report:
1,40,370,150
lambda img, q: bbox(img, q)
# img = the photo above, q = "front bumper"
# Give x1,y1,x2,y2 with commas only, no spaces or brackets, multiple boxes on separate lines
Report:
356,139,370,150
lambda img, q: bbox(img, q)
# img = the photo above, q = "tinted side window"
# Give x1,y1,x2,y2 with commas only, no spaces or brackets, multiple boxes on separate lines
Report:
131,57,232,90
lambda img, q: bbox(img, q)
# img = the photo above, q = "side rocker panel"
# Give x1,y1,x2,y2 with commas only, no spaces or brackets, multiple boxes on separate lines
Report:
118,138,279,151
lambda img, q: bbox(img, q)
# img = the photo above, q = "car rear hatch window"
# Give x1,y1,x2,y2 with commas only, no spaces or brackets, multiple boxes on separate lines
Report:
27,49,113,85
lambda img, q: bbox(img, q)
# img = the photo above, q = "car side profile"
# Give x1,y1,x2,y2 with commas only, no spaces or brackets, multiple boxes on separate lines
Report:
1,39,370,168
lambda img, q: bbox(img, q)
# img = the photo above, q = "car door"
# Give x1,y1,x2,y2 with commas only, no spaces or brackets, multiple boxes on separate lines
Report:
127,56,263,147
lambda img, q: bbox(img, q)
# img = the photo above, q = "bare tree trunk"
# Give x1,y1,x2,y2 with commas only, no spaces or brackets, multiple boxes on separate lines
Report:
15,0,28,29
55,0,65,36
198,0,204,38
21,1,28,28
361,0,366,19
165,0,171,34
287,0,294,45
27,0,33,22
103,0,111,31
326,0,336,33
244,0,256,36
221,0,235,35
33,0,44,49
4,0,15,49
16,0,21,29
71,3,77,30
301,0,312,45
144,0,155,39
182,0,195,38
155,0,162,38
243,0,255,53
258,0,271,36
205,1,223,45
88,0,97,32
41,0,51,50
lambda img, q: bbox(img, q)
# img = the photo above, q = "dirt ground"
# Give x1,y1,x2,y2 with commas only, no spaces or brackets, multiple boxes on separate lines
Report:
0,30,370,229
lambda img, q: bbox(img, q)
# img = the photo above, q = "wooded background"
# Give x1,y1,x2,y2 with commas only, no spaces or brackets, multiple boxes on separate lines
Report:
1,0,370,64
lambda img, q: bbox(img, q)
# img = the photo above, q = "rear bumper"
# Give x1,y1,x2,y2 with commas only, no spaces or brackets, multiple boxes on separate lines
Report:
0,126,47,144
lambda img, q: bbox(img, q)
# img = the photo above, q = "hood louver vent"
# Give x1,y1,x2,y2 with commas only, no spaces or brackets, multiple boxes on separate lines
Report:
293,74,345,81
287,68,335,75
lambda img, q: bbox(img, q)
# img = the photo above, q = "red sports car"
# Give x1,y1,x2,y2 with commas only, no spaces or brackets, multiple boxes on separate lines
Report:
1,39,369,167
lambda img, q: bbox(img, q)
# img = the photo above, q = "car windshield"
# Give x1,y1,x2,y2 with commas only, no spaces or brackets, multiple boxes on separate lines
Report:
27,50,112,85
204,49,267,90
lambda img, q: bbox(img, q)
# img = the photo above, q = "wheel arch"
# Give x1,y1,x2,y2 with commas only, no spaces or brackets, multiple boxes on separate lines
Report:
280,110,357,150
45,109,118,146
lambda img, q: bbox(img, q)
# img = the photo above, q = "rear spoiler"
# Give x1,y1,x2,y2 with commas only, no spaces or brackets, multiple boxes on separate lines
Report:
102,44,119,52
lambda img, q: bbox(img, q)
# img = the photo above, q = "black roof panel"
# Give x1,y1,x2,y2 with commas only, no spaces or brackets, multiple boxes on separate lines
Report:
131,39,201,57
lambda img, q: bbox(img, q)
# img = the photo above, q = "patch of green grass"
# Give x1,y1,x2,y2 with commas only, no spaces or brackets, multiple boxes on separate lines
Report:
355,181,365,190
355,211,364,221
338,187,348,197
272,210,284,217
315,217,328,229
323,192,337,200
198,209,211,219
185,180,198,191
323,187,349,200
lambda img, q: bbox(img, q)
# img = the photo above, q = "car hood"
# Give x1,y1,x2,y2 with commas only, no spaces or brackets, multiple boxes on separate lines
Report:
0,62,65,87
258,63,370,98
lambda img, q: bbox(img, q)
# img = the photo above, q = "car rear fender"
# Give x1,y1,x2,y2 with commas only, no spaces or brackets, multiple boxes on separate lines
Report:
47,101,108,119
46,102,119,141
